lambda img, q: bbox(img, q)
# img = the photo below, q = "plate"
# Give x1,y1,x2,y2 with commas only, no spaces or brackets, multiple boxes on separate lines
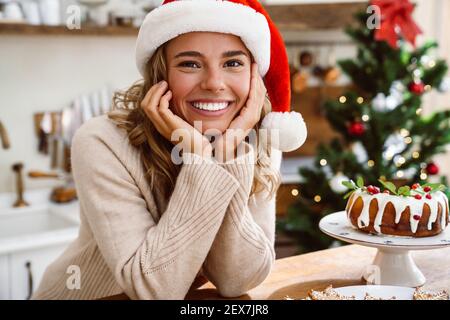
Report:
334,285,415,300
319,211,450,250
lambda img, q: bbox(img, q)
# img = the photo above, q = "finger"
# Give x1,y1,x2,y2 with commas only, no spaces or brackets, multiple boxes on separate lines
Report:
142,91,171,135
158,91,177,127
148,80,168,110
140,81,162,109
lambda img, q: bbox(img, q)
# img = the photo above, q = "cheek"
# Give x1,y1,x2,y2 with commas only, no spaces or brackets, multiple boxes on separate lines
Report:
233,76,251,107
167,73,196,111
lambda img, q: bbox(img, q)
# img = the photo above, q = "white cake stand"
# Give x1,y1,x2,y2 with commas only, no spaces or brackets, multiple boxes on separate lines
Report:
319,211,450,287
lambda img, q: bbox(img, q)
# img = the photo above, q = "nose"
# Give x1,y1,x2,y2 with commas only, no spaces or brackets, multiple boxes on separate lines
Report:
200,67,225,92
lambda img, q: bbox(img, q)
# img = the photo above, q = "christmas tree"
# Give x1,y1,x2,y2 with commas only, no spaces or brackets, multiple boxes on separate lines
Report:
277,0,450,254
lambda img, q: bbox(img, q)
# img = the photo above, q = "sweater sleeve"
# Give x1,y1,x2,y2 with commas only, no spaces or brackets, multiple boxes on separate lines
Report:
202,142,282,298
71,127,240,300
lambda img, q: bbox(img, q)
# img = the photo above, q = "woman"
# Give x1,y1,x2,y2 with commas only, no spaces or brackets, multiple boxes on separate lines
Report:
32,0,306,300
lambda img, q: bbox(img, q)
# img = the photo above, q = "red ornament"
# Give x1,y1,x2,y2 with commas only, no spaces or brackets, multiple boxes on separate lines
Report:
414,194,422,200
371,0,422,49
423,186,431,192
348,122,365,136
426,194,432,200
413,214,421,221
408,81,425,95
426,162,439,175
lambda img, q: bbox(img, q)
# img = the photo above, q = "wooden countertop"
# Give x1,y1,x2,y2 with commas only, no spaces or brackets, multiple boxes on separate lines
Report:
100,244,450,300
185,244,450,300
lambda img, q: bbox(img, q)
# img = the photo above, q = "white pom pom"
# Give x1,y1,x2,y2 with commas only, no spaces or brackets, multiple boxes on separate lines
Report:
260,111,307,152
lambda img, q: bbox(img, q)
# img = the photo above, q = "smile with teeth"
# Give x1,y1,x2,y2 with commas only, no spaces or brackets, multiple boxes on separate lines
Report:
190,101,231,111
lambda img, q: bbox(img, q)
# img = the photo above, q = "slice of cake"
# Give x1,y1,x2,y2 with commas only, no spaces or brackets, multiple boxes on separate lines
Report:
413,287,449,300
306,285,355,300
342,178,449,237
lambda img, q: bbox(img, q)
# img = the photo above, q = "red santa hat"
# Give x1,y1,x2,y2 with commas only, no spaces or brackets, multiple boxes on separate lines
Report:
135,0,307,152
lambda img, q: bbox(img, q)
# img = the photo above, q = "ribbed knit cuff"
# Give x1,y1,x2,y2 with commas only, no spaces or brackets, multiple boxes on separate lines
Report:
217,142,255,197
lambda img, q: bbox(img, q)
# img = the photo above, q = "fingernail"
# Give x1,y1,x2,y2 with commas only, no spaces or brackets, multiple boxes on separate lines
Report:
160,80,167,85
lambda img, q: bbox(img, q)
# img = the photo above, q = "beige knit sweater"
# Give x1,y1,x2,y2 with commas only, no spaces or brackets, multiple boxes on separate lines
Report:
31,114,282,300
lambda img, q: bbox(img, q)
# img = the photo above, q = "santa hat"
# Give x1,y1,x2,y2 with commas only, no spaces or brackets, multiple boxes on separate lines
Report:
135,0,307,152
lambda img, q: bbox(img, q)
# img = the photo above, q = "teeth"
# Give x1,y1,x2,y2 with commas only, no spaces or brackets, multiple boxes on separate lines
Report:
191,102,230,111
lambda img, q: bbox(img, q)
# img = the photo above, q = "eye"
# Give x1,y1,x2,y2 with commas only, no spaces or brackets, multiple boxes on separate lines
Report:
178,61,201,68
225,60,244,67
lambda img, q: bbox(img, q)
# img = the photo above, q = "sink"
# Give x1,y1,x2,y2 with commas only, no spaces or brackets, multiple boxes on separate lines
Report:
0,206,77,239
0,189,80,254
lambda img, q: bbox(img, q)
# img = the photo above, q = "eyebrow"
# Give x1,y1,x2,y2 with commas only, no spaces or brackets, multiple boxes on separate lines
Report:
174,50,248,59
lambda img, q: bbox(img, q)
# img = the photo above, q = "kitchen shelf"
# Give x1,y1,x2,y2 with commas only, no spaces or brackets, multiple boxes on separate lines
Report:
0,22,139,36
265,2,366,30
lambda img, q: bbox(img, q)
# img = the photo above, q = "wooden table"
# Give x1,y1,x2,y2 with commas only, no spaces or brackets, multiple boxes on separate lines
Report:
185,244,450,300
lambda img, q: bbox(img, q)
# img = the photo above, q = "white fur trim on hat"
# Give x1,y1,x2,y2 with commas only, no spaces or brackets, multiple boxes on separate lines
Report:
135,0,270,77
261,111,307,152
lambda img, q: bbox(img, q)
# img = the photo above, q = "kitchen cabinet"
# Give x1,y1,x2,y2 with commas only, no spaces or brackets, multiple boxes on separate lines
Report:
1,243,70,300
0,255,9,299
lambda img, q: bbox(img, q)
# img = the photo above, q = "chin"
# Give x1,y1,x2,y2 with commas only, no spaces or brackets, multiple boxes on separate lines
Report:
200,122,229,135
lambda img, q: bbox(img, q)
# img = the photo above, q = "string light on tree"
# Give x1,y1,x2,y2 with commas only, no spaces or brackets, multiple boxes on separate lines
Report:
400,128,410,137
314,195,322,203
421,55,436,69
396,170,405,178
412,151,420,159
291,188,299,196
385,150,394,160
394,156,406,167
367,160,375,167
320,159,328,166
362,114,370,122
339,96,347,103
357,96,364,104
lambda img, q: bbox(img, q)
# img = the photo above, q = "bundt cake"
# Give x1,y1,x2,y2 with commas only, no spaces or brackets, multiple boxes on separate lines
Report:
343,179,449,237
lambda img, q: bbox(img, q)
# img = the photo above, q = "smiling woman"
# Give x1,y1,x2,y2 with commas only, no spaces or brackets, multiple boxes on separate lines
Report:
31,0,306,300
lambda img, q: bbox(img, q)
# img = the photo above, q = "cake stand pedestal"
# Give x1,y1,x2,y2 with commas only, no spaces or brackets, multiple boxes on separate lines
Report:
319,211,450,287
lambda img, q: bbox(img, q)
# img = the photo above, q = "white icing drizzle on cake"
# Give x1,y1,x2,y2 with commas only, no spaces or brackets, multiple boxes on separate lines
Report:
345,190,449,234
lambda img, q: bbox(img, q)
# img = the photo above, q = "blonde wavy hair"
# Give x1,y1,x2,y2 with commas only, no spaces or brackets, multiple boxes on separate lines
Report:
108,42,281,202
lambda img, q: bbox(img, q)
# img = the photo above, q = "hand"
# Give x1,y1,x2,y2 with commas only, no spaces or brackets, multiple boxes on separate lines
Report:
141,80,212,158
214,62,266,162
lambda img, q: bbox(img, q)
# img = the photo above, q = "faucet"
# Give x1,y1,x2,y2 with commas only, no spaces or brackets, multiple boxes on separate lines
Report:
12,162,29,208
0,120,10,149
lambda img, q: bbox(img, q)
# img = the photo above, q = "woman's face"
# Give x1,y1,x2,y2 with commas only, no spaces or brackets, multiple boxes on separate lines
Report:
165,32,252,134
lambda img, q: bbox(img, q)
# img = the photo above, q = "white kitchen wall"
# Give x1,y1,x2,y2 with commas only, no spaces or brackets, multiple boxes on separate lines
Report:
0,34,140,193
